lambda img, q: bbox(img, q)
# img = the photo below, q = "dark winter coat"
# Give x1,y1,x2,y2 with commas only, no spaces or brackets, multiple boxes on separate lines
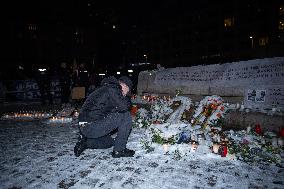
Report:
78,76,131,122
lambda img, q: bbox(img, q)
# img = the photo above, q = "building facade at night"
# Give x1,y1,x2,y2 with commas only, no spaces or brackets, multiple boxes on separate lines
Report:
2,0,284,79
121,0,284,68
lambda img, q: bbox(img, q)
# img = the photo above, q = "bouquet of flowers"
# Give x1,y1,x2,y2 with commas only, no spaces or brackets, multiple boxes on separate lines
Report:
191,95,228,130
132,108,151,129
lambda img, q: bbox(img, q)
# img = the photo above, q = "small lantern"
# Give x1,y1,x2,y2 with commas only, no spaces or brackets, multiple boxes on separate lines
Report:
191,141,198,152
212,143,220,154
197,134,204,145
131,105,138,116
163,144,169,153
236,103,240,109
271,137,278,147
278,138,283,146
73,109,79,117
219,143,228,157
279,128,284,138
255,124,262,135
153,120,161,124
246,126,251,134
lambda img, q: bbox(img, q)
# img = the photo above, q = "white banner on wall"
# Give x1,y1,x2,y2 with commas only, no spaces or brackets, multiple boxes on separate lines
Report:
244,85,284,108
154,57,284,87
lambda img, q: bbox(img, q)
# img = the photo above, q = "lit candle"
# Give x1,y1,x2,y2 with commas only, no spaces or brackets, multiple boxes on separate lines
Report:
271,137,278,147
191,141,198,152
278,138,283,146
220,144,228,157
212,143,220,154
246,126,251,133
163,144,169,153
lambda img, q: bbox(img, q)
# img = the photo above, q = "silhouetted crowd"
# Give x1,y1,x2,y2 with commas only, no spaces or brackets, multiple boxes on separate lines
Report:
0,62,100,105
35,62,97,105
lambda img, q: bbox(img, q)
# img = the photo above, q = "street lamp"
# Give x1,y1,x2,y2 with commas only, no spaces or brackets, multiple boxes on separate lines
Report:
249,36,253,48
143,54,148,62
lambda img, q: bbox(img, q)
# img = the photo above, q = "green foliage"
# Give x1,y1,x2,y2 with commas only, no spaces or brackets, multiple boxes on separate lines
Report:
140,139,155,153
151,128,164,144
210,117,225,128
150,128,177,145
227,141,282,164
132,116,151,129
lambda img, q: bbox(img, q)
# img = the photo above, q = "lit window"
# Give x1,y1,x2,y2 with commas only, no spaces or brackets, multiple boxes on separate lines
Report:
28,24,37,31
280,5,284,15
259,37,269,46
279,20,284,30
38,68,47,72
224,17,234,28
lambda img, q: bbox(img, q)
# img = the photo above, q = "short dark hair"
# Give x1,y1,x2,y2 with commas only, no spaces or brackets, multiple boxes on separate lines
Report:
118,76,133,89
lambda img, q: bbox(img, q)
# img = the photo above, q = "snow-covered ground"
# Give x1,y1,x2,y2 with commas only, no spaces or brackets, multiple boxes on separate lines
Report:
0,120,283,189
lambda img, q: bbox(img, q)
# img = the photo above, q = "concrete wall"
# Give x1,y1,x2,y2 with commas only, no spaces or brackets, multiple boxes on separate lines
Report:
137,57,284,108
224,111,284,132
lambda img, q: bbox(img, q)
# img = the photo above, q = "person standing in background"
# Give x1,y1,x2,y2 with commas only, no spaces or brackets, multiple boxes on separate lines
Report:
59,62,71,104
77,63,90,97
71,62,89,106
35,65,53,105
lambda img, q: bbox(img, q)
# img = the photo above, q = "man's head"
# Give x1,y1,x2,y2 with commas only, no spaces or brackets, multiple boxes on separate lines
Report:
118,76,133,96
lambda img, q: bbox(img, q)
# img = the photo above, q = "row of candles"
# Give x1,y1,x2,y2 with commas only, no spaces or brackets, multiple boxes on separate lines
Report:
1,108,79,119
2,112,74,123
162,140,224,155
132,94,172,103
48,116,73,124
1,110,79,125
161,132,228,156
2,112,53,119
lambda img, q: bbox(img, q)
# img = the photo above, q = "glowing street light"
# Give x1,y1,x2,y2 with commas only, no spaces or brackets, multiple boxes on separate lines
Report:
128,70,133,73
38,68,47,72
143,54,148,61
249,36,254,48
117,72,121,75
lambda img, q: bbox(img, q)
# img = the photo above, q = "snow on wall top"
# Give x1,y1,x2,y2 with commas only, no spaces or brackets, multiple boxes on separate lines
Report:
154,57,284,87
137,57,284,108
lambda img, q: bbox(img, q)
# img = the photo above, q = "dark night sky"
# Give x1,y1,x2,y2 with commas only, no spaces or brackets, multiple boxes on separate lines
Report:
2,0,283,79
7,0,161,27
2,0,168,78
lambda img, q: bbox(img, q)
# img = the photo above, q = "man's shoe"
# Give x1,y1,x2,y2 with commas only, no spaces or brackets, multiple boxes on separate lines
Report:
111,148,135,158
74,135,87,157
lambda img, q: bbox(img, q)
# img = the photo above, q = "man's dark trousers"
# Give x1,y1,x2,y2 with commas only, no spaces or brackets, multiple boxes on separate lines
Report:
80,112,132,151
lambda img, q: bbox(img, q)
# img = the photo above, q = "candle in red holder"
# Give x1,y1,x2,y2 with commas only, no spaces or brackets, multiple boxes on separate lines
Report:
279,127,284,138
131,105,138,116
220,144,228,157
255,124,262,135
